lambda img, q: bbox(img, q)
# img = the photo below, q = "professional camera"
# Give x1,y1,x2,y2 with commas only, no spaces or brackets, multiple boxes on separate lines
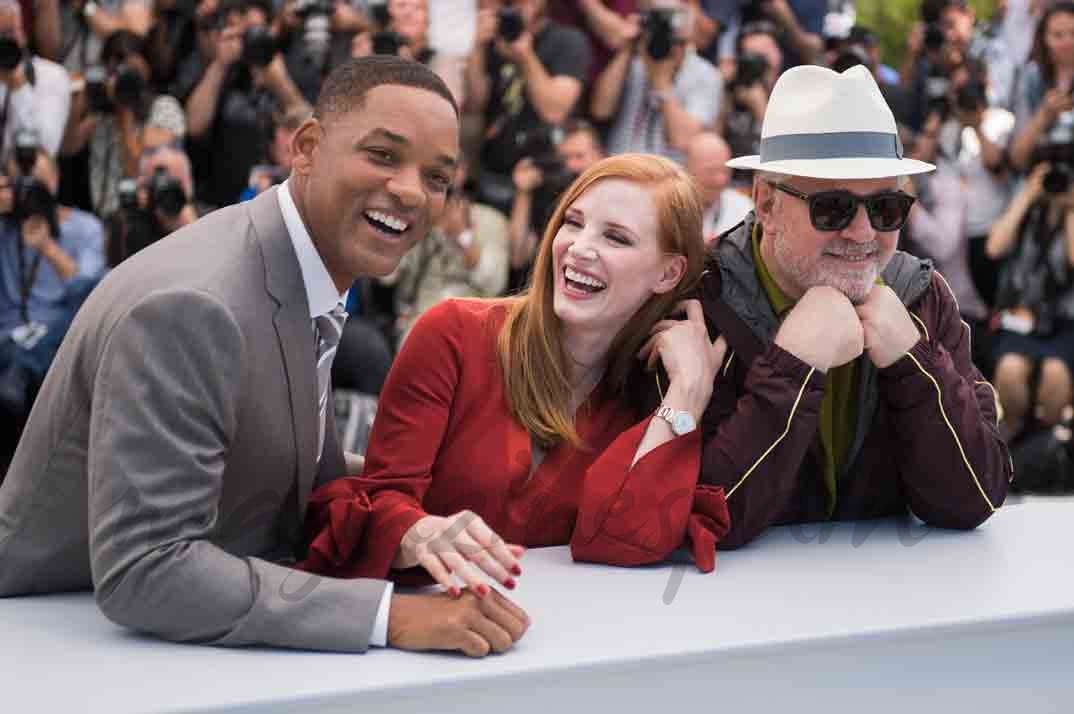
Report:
117,177,140,211
923,23,946,52
241,25,277,68
148,167,187,217
372,30,407,55
1034,142,1074,195
367,0,391,27
497,5,525,43
831,45,869,74
955,80,987,115
0,33,21,71
84,63,146,113
738,0,768,24
731,51,768,88
13,129,38,176
640,7,679,61
924,68,952,120
514,125,577,235
293,0,332,69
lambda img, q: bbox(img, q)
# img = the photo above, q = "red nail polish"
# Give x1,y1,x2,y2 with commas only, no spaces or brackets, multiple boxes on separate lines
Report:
449,586,461,598
505,579,516,590
511,565,522,576
478,584,490,597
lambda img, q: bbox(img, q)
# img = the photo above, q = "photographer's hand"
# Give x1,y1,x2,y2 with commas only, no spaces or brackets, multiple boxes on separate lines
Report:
512,157,543,195
641,47,677,91
474,8,497,48
350,31,373,58
0,177,13,216
494,31,534,66
906,22,925,57
22,216,78,281
1041,87,1074,124
212,26,243,68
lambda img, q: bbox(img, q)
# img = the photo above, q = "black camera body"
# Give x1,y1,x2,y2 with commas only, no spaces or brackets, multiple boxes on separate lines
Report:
731,51,769,89
1034,142,1074,195
84,65,114,114
148,167,187,217
367,0,391,28
241,25,277,68
923,23,946,53
372,30,407,56
955,81,987,115
924,69,952,120
0,33,21,71
640,8,678,61
497,7,525,43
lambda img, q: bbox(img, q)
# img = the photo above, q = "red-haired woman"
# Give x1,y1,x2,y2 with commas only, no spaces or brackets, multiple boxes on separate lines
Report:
300,153,730,595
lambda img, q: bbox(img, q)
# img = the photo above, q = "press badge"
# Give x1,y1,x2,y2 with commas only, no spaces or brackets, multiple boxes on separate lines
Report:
11,322,48,350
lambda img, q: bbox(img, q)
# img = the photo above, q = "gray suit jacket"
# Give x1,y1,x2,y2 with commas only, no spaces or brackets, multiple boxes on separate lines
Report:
0,188,387,652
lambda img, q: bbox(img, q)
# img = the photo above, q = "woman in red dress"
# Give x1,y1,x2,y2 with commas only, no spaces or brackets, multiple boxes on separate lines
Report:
300,153,731,596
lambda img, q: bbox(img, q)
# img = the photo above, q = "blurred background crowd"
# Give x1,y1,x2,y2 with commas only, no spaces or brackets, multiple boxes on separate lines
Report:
0,0,1070,491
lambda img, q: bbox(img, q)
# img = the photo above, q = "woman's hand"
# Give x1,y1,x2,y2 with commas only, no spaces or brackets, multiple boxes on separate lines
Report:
638,299,728,419
1025,161,1051,203
394,511,526,596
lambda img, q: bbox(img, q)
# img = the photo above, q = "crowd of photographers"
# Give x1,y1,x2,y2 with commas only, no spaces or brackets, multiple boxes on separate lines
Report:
0,0,1070,481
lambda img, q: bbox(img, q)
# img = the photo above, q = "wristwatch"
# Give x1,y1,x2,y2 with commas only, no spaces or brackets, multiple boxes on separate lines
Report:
655,406,696,436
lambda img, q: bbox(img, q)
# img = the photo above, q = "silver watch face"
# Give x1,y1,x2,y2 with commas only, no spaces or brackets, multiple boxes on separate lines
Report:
672,412,696,435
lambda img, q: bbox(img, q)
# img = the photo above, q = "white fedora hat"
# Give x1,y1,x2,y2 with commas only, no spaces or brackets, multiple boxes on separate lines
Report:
726,64,934,180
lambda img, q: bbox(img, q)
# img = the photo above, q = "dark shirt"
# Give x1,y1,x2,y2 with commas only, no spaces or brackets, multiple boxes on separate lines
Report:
175,57,279,209
480,21,592,176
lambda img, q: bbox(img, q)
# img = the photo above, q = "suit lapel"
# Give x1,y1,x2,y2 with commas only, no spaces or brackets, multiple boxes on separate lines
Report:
248,188,319,541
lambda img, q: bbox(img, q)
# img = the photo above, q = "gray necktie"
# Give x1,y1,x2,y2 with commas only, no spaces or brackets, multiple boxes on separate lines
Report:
314,305,347,460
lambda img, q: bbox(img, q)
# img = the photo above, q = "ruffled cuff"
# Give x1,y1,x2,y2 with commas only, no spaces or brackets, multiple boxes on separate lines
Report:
298,479,427,579
684,485,730,573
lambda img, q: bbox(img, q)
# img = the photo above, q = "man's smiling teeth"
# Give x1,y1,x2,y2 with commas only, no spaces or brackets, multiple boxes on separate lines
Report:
565,266,606,289
365,210,410,232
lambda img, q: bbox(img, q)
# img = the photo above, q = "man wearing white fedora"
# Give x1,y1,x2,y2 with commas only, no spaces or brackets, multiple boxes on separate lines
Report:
684,64,1011,547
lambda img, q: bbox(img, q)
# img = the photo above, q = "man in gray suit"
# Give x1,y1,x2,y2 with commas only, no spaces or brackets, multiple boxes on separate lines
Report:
0,56,530,658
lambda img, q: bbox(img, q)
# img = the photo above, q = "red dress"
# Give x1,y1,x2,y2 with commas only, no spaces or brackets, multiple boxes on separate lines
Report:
299,299,730,580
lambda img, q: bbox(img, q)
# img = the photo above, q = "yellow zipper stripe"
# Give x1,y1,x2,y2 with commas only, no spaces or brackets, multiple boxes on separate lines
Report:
723,350,736,376
910,313,930,342
975,379,1002,425
906,352,997,513
727,367,816,499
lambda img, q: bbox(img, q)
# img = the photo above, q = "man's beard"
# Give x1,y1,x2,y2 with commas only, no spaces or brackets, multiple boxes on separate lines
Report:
770,224,884,305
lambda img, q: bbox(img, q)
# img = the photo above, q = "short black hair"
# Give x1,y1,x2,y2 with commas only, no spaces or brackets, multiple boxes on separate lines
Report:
313,56,458,124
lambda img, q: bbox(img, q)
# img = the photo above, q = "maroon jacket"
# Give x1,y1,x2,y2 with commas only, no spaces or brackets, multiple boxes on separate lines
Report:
698,216,1011,548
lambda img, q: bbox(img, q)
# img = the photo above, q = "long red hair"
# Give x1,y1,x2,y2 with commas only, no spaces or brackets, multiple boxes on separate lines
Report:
497,153,705,448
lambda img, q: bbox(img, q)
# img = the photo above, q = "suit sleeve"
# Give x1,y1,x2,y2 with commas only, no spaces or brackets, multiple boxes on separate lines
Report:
299,300,468,579
570,419,730,573
879,273,1011,528
701,342,827,548
88,289,389,653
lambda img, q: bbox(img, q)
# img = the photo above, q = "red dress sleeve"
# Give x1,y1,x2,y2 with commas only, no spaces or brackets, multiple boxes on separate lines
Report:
298,301,471,579
570,417,731,573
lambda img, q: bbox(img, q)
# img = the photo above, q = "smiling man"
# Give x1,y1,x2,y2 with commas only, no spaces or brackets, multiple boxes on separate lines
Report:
698,64,1011,548
0,56,531,657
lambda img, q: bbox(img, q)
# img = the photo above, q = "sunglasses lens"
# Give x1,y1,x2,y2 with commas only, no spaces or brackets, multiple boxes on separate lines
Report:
810,192,856,231
868,194,914,231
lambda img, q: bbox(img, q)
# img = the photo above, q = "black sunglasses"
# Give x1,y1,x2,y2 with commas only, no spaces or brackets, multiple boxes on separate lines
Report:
770,182,916,232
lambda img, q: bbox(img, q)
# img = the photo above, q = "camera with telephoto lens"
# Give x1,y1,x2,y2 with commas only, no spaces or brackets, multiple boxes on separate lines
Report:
640,7,678,61
148,167,186,217
497,5,524,43
84,63,147,113
241,25,276,68
0,33,21,71
293,0,332,69
372,30,407,55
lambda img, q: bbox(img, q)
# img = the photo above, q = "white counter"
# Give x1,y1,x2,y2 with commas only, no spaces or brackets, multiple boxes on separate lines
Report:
2,499,1072,713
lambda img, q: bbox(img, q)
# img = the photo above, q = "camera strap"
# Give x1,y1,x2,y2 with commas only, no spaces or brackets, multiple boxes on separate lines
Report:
14,224,44,326
0,86,11,158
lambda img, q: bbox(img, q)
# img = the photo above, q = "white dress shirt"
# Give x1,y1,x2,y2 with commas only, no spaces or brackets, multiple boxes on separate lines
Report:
0,56,72,160
277,180,393,648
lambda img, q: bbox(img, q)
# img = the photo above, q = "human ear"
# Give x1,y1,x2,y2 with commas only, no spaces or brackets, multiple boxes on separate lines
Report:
652,254,687,294
290,118,323,176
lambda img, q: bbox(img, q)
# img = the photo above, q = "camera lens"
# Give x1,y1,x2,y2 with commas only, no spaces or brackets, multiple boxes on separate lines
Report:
924,24,945,52
1045,166,1072,195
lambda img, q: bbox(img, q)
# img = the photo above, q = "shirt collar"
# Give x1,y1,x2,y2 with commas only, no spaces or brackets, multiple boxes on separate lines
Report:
277,179,347,319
